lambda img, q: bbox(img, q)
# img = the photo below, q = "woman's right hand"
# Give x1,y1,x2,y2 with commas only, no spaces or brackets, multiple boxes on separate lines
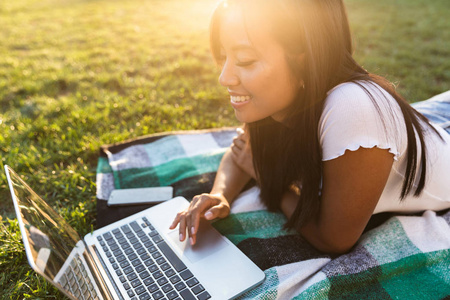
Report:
169,193,230,246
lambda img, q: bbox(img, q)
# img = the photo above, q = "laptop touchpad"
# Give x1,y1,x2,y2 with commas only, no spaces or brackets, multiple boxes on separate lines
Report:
167,220,229,264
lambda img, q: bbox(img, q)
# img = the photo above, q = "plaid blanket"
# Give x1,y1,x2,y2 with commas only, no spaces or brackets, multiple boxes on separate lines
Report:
96,128,450,299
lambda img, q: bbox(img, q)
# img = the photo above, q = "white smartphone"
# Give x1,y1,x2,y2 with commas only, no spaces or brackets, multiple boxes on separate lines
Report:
107,187,174,206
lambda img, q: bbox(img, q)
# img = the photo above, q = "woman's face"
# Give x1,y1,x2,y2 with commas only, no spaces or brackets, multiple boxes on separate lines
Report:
218,7,302,123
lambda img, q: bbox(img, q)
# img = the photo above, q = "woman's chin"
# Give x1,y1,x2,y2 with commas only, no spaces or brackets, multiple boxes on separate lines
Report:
234,111,264,124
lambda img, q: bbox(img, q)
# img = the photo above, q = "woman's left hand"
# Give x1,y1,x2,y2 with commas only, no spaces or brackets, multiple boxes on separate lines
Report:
230,128,256,179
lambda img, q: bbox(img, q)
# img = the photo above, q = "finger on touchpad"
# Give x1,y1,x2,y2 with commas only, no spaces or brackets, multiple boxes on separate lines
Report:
167,219,229,263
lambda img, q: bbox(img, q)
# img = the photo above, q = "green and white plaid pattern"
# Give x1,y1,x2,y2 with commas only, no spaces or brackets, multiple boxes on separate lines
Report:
96,128,450,299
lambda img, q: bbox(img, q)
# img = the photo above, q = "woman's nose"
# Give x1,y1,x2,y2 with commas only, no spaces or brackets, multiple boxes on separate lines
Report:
218,60,239,87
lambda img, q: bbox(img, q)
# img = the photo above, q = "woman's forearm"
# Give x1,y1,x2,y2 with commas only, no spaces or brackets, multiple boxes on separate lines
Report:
210,148,253,204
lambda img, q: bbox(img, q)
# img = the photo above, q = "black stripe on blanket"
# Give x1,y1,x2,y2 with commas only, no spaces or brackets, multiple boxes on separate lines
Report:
237,235,330,270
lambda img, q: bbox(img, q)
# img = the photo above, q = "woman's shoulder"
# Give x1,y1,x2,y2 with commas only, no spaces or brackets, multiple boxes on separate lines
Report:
319,80,405,161
324,80,393,109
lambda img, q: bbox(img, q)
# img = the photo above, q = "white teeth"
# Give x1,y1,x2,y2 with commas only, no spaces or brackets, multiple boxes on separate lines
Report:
231,95,251,103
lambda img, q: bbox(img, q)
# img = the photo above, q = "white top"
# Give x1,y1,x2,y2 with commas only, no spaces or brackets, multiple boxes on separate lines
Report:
319,81,450,214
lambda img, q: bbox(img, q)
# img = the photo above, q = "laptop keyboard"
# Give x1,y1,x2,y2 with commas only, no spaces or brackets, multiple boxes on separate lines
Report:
97,217,211,300
58,253,100,300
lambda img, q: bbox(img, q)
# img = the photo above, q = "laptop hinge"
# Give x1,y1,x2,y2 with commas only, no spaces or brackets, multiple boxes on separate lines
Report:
83,243,123,300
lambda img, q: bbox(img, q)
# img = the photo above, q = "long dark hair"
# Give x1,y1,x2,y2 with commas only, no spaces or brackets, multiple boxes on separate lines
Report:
210,0,443,230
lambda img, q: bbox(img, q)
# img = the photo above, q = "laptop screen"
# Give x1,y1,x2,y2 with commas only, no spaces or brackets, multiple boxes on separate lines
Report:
5,166,81,285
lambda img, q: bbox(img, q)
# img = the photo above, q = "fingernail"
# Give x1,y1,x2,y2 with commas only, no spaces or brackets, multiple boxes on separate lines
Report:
179,234,183,241
191,227,195,235
190,237,194,245
205,211,213,219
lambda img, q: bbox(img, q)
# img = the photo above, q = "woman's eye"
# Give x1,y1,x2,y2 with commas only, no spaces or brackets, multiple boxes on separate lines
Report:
236,60,256,67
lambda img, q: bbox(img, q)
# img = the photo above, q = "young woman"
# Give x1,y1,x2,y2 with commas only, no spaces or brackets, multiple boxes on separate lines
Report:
170,0,450,254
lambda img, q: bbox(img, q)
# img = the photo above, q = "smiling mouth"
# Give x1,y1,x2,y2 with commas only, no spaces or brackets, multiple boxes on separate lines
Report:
230,95,252,103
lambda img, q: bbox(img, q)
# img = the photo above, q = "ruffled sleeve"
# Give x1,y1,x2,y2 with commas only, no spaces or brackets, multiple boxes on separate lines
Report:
319,82,406,162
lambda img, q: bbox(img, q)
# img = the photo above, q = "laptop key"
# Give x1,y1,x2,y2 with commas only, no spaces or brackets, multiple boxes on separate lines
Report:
116,255,126,262
157,242,187,272
103,232,113,240
186,277,198,288
152,235,163,243
121,224,132,233
152,291,164,300
117,237,127,244
135,285,146,295
174,282,186,291
169,275,181,284
149,265,159,273
123,282,131,290
139,292,151,300
157,277,168,286
156,257,166,265
130,221,142,232
165,268,175,278
139,270,150,279
152,270,163,279
124,266,134,274
143,277,154,286
120,260,130,268
197,291,211,300
162,283,173,293
179,270,193,281
137,248,147,255
132,259,142,267
136,264,146,273
148,283,159,293
131,278,142,288
179,288,196,300
191,284,204,295
125,248,134,255
144,259,154,267
127,272,138,281
127,290,135,297
167,290,179,300
134,243,143,250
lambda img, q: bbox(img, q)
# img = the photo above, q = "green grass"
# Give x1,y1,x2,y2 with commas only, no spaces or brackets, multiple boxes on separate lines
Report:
0,0,449,298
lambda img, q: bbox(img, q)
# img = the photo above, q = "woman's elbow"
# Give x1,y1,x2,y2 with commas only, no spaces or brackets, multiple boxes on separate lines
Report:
300,229,358,255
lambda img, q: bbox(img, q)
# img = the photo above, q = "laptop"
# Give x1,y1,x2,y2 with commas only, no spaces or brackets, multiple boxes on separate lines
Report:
4,165,265,300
